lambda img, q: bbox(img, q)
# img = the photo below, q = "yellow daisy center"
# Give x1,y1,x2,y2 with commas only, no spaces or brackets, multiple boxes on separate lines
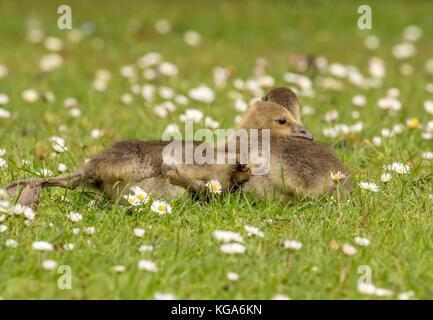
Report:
157,205,165,211
128,198,134,204
408,118,419,127
137,194,144,200
211,185,218,192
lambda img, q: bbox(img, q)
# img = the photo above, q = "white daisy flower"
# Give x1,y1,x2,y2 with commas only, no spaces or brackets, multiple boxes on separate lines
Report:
159,62,178,77
32,241,53,251
188,85,215,104
44,36,63,52
113,265,126,273
422,152,433,159
272,294,291,300
40,53,63,72
283,240,303,250
138,52,162,68
0,93,9,105
342,243,357,256
358,283,376,295
364,35,380,50
0,64,9,78
424,100,433,115
205,180,222,194
58,163,67,172
359,182,380,192
68,212,82,222
91,129,103,139
42,259,58,270
380,173,392,183
154,19,171,34
154,292,176,300
133,228,145,237
51,136,67,153
5,239,18,248
123,194,140,206
0,224,7,233
63,243,74,251
85,226,96,235
131,186,149,203
72,228,80,234
374,288,393,297
220,243,246,254
0,108,10,118
70,108,82,118
22,89,39,103
354,237,370,246
352,95,366,107
213,230,244,243
398,291,415,300
227,272,239,281
121,93,133,105
392,42,416,59
138,245,153,252
184,30,202,46
138,259,158,272
151,200,172,214
244,225,264,237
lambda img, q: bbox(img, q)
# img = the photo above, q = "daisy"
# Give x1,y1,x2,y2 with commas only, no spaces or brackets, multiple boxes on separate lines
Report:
91,129,103,139
227,272,240,281
213,67,230,88
174,94,189,105
380,173,392,183
213,230,244,243
406,118,419,128
0,93,9,105
44,36,63,52
113,265,126,273
138,52,162,68
40,53,63,72
283,240,303,250
131,186,149,203
0,64,8,78
22,89,39,103
220,243,246,254
151,200,172,214
159,62,178,77
42,260,58,270
138,259,158,272
272,294,291,300
154,292,176,300
188,85,215,104
51,136,67,153
352,95,366,107
398,291,415,300
85,226,96,235
154,19,171,34
342,243,357,256
359,182,380,192
123,194,140,206
121,93,133,105
0,225,8,233
70,108,81,117
244,225,264,237
392,42,416,59
424,100,433,115
184,30,202,46
133,228,145,237
68,212,82,222
138,245,153,252
63,243,74,251
58,163,67,172
364,35,380,50
330,171,347,182
358,283,376,295
422,152,433,159
205,180,222,194
374,288,393,297
0,107,10,119
5,239,18,248
32,241,53,251
354,237,370,246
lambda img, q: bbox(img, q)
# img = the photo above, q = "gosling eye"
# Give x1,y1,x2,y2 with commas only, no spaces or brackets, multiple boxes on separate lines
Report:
277,118,287,125
261,96,268,101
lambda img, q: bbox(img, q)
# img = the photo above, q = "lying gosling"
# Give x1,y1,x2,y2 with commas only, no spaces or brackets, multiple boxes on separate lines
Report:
6,101,312,209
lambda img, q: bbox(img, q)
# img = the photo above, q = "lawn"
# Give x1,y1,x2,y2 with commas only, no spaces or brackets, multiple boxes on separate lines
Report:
0,0,432,299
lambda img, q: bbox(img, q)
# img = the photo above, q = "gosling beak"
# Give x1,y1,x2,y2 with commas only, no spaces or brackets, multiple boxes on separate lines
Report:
292,123,314,140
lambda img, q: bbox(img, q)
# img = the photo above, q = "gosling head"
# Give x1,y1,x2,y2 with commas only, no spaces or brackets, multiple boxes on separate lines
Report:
262,87,301,123
236,101,314,140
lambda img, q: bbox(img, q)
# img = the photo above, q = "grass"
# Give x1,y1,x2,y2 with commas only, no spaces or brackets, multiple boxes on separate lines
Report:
0,0,433,299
